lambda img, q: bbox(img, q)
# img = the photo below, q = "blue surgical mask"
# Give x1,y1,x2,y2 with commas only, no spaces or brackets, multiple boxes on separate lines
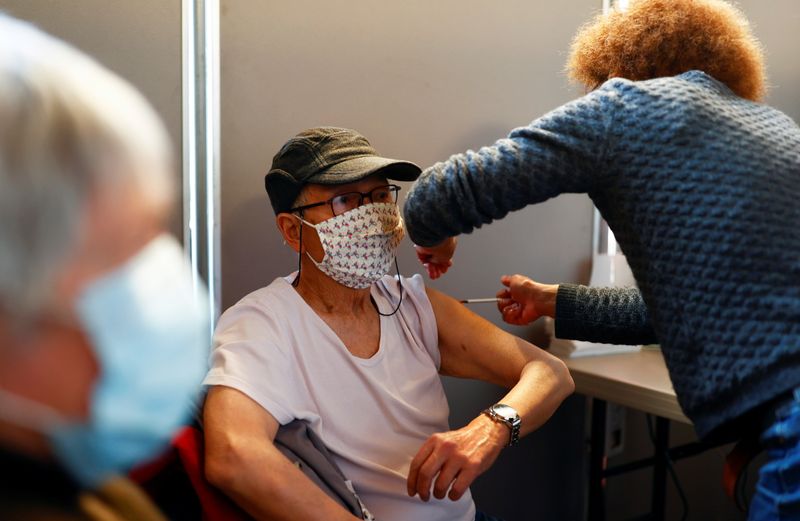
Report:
0,234,209,487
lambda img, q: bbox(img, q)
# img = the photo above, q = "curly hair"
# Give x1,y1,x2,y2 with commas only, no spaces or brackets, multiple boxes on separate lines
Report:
567,0,766,101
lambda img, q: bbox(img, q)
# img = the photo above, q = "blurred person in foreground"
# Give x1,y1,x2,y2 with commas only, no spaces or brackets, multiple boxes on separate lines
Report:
0,14,209,520
402,0,800,519
201,127,574,521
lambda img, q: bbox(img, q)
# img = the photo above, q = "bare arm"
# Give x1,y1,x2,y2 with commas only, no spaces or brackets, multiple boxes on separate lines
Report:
203,386,361,521
406,286,574,501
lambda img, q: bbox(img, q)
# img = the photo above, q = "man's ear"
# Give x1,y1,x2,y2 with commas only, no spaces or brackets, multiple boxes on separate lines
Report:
276,213,302,253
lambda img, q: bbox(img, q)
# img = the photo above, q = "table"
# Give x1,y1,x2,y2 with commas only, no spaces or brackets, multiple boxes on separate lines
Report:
555,344,723,521
564,348,689,424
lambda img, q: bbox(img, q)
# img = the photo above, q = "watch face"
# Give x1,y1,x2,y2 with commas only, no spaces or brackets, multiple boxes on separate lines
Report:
492,404,518,421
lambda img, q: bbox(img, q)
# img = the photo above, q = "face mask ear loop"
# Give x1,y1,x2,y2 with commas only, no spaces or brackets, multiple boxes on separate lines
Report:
375,257,403,317
291,212,303,287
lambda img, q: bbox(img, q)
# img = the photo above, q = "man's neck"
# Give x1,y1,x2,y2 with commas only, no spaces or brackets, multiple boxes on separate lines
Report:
293,260,374,316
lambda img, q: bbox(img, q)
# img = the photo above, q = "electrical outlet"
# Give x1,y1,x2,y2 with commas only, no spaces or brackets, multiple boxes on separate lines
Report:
605,403,626,457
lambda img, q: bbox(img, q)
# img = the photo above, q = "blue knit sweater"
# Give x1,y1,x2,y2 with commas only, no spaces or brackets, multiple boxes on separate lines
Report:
403,71,800,440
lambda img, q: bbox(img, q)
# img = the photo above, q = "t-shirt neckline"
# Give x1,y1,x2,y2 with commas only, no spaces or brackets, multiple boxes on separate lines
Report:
277,274,387,366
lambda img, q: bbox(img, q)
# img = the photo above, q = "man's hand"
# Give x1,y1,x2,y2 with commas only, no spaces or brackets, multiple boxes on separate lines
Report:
406,414,507,502
496,274,559,326
414,237,457,279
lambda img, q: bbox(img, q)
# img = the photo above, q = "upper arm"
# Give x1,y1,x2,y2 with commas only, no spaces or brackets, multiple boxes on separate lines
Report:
203,385,279,476
205,300,299,425
426,286,562,388
202,383,360,521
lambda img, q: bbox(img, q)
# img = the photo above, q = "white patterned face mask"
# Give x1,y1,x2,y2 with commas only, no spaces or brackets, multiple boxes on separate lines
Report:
298,202,404,289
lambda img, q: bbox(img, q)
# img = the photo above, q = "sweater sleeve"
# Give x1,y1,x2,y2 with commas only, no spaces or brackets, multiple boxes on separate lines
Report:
403,87,619,247
554,283,658,345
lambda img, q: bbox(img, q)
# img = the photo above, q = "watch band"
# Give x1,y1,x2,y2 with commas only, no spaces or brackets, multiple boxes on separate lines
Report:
482,403,521,447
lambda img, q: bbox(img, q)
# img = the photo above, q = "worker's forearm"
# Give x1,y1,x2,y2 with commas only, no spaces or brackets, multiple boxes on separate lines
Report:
539,283,559,318
555,284,658,345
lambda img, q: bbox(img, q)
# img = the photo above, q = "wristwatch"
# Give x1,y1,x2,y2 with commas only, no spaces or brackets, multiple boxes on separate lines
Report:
482,403,521,446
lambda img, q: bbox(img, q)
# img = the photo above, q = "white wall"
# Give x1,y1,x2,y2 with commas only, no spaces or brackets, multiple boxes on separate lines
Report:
744,0,800,122
219,0,599,307
0,0,183,236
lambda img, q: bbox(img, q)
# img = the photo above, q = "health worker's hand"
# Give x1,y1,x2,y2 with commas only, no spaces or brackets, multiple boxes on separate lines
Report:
406,414,506,502
496,274,558,326
414,237,457,279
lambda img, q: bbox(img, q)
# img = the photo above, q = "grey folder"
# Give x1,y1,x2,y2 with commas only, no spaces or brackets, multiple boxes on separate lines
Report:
274,420,374,520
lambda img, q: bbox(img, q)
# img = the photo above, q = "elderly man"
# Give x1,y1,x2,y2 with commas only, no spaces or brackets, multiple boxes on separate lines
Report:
0,15,208,520
202,127,574,521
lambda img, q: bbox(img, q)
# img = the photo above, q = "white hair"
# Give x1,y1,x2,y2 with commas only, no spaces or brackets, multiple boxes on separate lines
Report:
0,14,175,318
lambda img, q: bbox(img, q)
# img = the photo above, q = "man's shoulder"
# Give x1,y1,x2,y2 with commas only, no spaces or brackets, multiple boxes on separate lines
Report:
216,275,297,330
210,275,307,366
375,272,425,296
230,275,294,310
374,273,441,357
374,273,434,314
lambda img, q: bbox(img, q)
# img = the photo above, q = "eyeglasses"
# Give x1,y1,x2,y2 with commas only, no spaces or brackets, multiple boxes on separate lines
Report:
290,184,400,216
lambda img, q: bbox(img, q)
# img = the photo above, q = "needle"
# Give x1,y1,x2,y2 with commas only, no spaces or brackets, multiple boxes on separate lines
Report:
459,298,500,304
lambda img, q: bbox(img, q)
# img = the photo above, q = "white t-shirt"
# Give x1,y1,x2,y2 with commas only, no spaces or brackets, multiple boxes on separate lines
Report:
204,274,476,521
